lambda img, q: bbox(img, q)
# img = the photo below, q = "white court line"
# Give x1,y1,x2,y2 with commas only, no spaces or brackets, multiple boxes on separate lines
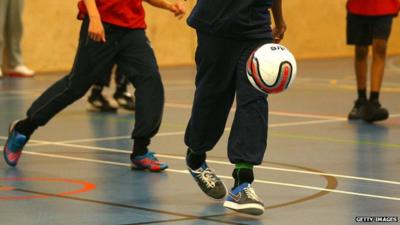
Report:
5,138,400,186
17,150,400,201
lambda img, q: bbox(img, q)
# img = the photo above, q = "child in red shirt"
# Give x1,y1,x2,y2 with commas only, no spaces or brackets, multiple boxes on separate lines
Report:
347,0,400,122
3,0,185,171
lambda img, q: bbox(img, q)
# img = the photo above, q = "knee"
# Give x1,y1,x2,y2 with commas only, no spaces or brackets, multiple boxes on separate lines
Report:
373,42,387,57
355,46,368,61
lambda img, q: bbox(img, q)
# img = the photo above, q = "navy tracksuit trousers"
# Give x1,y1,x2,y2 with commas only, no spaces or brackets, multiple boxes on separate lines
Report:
26,19,164,142
185,32,271,165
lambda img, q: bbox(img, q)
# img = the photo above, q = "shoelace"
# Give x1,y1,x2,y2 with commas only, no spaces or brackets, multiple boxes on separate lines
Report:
244,187,259,201
197,168,218,188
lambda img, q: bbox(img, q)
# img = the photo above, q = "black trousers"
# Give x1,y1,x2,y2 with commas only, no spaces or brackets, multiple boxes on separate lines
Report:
27,19,164,141
185,32,271,165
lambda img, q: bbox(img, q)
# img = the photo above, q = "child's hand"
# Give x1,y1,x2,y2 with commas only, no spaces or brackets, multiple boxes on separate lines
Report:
170,2,186,19
88,17,106,42
272,23,286,43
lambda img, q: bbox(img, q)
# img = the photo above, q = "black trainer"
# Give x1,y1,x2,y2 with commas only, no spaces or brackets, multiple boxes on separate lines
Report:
362,100,389,123
348,98,367,120
88,93,118,112
114,92,135,111
223,183,265,215
187,162,227,200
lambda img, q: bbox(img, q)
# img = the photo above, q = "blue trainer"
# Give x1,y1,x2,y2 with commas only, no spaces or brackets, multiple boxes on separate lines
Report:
131,152,168,172
3,121,27,167
223,183,265,215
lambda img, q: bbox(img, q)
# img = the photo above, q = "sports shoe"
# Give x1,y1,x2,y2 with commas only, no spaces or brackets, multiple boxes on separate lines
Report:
114,92,135,111
3,121,28,167
362,100,389,123
188,162,227,200
7,65,35,77
131,151,168,172
88,93,118,112
348,98,367,120
223,183,265,216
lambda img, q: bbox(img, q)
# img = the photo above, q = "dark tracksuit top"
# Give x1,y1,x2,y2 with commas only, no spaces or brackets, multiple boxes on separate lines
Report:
184,0,275,165
188,0,273,39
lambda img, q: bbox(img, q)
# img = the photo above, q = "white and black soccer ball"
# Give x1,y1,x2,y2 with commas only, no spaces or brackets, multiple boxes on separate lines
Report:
246,43,297,94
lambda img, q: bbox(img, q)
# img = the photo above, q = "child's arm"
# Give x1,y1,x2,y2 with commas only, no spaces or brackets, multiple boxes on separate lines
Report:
84,0,106,42
144,0,186,19
271,0,286,43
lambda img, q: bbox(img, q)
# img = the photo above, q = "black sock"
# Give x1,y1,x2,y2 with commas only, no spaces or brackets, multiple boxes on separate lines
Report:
232,168,254,188
186,148,206,170
357,89,367,101
131,138,150,159
370,91,380,103
15,118,38,138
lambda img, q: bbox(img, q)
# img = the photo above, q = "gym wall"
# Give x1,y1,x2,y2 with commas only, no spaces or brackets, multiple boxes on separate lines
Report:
22,0,400,72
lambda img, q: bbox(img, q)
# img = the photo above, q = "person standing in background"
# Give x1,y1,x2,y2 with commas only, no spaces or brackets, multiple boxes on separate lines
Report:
0,0,35,78
87,66,136,112
347,0,400,122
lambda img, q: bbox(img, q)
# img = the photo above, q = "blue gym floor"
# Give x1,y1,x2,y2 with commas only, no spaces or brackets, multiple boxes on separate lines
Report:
1,57,400,225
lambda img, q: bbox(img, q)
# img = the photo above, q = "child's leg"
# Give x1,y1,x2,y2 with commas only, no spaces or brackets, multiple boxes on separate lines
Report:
224,41,269,216
184,32,239,163
17,20,117,136
354,45,369,98
116,30,164,158
361,16,393,122
370,39,387,99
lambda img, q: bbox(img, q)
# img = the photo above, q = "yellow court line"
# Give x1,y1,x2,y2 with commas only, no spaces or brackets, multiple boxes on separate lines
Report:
165,103,347,120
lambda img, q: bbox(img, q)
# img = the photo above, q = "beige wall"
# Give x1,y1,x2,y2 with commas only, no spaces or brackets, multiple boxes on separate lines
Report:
22,0,400,72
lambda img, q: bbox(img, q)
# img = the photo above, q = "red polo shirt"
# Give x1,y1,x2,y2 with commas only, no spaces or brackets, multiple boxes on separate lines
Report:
347,0,400,16
78,0,146,29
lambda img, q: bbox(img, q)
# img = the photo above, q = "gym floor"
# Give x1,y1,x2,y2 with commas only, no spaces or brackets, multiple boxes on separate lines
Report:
0,57,400,225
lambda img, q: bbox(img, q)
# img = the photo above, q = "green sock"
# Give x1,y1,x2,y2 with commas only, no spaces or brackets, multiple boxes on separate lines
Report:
235,163,254,170
233,163,254,188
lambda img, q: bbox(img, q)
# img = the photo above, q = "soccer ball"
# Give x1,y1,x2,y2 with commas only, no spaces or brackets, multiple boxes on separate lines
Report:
246,43,297,94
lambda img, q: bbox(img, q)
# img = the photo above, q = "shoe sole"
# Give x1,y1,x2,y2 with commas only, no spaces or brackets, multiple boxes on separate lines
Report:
3,120,21,167
131,164,168,172
223,201,265,216
115,100,135,111
364,114,389,123
119,105,135,111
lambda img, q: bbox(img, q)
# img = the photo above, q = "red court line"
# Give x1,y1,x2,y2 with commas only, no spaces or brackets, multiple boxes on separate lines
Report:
0,186,15,191
0,177,96,200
